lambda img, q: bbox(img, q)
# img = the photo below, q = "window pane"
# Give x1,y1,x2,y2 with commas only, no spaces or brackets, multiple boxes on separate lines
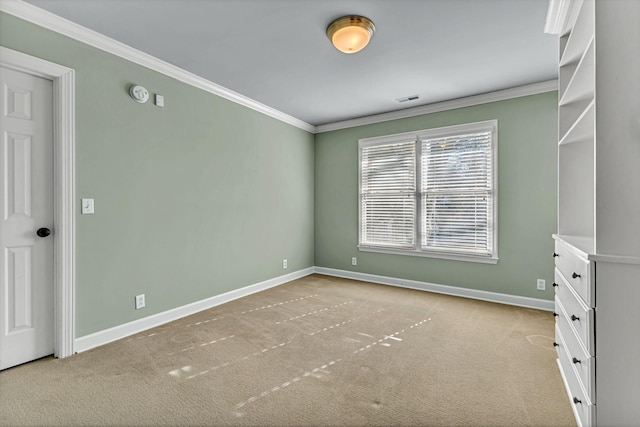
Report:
361,141,415,248
359,120,496,261
423,132,492,192
362,194,415,247
421,193,492,254
421,131,493,255
361,142,416,193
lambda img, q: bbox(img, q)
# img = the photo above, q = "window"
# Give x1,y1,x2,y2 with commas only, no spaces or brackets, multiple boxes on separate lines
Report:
359,120,498,263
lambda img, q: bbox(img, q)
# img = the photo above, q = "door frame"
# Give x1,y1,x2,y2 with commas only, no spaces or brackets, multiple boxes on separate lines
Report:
1,46,75,358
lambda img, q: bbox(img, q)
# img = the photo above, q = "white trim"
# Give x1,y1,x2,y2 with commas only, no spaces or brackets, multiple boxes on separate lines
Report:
74,267,314,353
545,0,582,36
588,254,640,265
0,0,560,135
0,46,76,358
316,80,559,133
314,267,555,311
74,264,553,353
358,120,498,262
358,246,499,264
0,0,315,133
553,234,640,264
545,0,572,34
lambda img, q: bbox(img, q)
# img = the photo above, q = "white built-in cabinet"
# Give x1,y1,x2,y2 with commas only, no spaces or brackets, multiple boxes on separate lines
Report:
547,0,640,426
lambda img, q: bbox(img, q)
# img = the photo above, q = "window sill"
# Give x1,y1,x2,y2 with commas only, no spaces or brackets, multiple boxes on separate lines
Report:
358,246,499,264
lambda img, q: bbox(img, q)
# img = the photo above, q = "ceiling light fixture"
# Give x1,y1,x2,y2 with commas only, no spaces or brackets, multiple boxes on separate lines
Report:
326,15,375,54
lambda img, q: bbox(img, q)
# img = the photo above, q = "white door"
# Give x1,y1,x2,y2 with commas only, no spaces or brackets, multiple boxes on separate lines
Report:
0,66,54,370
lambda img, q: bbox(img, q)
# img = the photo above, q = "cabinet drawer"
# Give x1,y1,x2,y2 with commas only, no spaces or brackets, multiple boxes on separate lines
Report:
555,275,594,354
556,324,595,427
555,298,594,400
554,240,594,306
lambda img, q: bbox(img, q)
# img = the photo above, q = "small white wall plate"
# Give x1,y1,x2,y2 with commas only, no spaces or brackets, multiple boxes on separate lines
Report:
81,198,94,214
129,85,149,103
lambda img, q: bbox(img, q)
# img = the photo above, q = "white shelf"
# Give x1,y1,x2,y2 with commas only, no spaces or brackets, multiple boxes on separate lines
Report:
556,0,594,246
559,0,594,68
559,36,595,106
559,32,570,63
559,100,594,145
558,97,594,140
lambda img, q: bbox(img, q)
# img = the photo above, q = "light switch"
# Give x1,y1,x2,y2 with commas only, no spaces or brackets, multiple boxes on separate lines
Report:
82,198,95,214
155,94,164,107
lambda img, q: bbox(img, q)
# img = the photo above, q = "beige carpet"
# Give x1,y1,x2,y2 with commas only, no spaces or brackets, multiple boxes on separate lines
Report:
0,274,575,426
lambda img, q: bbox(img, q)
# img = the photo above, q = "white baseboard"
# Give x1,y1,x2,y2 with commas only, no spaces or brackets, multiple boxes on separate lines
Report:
75,265,552,353
313,267,554,311
74,267,315,353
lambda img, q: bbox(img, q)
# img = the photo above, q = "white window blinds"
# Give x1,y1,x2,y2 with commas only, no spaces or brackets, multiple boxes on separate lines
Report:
420,131,493,255
358,120,497,263
360,140,416,248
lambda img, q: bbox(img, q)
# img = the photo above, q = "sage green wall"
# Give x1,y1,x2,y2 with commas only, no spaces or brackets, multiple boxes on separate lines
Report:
1,13,315,337
315,93,558,300
1,10,557,341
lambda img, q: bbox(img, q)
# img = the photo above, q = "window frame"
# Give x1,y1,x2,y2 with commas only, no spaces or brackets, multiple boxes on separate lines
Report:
358,120,498,264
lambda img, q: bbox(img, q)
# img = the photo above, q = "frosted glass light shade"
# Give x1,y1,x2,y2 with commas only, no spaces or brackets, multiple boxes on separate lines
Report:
327,16,375,54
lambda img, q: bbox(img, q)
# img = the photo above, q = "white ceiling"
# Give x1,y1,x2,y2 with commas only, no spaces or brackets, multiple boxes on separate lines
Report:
24,0,558,127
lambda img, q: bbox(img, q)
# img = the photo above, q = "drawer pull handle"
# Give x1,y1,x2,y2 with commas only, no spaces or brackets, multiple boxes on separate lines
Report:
571,314,580,322
553,252,559,258
573,397,582,405
572,357,581,364
552,282,558,288
572,272,581,279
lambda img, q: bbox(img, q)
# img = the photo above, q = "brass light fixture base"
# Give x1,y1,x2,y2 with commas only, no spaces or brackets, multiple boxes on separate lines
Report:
326,15,375,54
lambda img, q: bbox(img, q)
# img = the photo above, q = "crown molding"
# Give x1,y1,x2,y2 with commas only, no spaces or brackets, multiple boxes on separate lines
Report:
545,0,569,34
315,80,559,133
1,0,559,136
0,0,316,133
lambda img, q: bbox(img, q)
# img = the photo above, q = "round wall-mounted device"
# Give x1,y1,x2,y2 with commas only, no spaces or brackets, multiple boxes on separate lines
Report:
129,85,149,103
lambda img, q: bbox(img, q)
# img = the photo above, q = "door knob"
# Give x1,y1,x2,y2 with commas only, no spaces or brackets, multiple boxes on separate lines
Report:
36,228,51,238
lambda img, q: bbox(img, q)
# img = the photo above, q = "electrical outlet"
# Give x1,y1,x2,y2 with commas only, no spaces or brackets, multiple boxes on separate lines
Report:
283,259,288,269
352,257,357,266
536,279,546,291
135,294,145,309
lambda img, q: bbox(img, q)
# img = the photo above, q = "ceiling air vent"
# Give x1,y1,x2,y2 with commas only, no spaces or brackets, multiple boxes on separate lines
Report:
395,95,420,103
